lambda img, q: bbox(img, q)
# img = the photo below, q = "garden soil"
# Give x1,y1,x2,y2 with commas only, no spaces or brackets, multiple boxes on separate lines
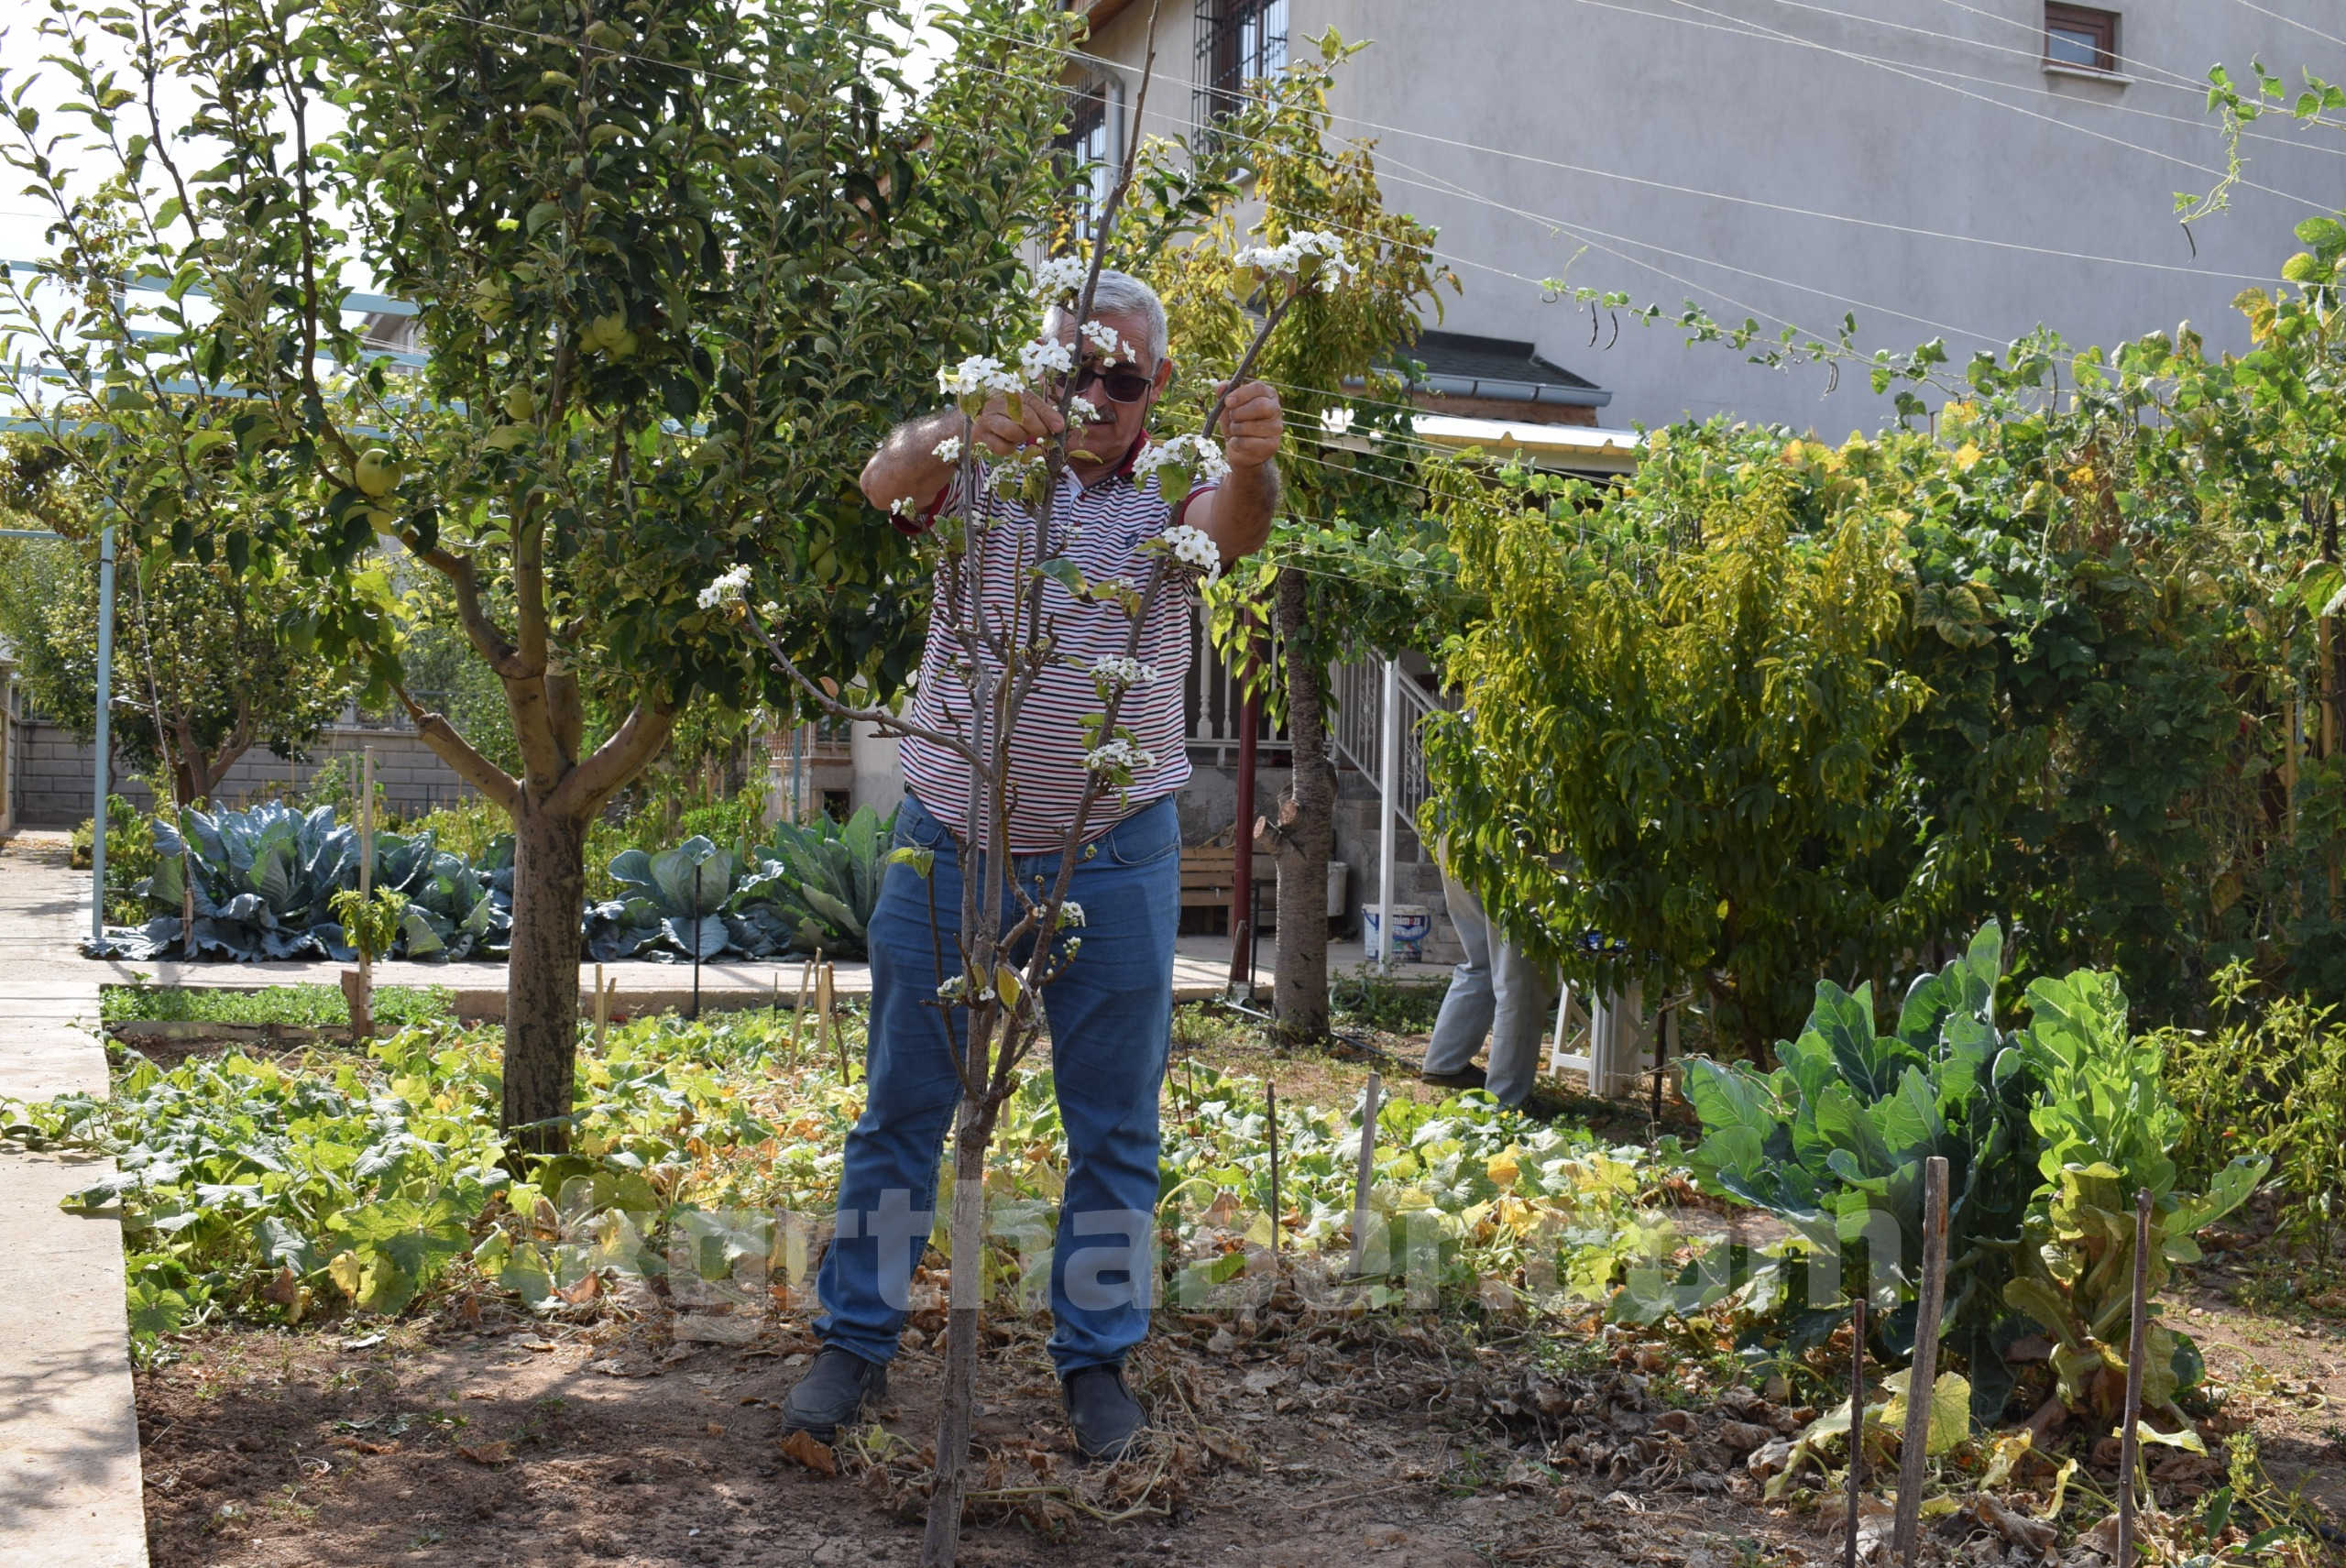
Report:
135,1253,2343,1568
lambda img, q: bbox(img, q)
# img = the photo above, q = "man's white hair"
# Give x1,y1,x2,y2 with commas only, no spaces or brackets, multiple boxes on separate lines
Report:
1045,269,1168,367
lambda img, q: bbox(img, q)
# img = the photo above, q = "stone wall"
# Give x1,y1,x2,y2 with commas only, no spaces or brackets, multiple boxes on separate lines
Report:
7,719,483,828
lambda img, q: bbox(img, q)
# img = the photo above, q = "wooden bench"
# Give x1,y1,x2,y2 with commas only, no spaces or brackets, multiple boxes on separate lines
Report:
1179,845,1276,931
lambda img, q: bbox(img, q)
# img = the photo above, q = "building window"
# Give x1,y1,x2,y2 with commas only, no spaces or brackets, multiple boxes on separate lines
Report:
2045,3,2119,72
1052,82,1114,247
1193,0,1288,127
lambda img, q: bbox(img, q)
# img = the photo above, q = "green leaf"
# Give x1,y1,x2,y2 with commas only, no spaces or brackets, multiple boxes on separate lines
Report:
1881,1367,1972,1454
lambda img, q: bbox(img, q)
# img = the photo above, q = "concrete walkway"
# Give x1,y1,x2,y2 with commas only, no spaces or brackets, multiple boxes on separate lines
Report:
0,830,148,1568
115,930,1453,1012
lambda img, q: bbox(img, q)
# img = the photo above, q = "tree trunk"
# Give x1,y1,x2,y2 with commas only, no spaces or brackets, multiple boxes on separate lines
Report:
1272,566,1334,1045
923,1098,992,1568
505,796,588,1153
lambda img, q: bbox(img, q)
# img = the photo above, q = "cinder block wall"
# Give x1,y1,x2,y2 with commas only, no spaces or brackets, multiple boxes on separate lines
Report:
10,720,482,827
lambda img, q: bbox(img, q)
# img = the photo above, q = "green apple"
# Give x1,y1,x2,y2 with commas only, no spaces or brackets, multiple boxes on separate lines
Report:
355,448,403,497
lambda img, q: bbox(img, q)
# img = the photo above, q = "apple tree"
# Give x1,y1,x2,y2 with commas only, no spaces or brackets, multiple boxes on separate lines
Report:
0,0,1072,1146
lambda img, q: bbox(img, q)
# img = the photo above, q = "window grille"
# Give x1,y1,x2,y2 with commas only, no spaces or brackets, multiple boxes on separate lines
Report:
1191,0,1288,132
1052,82,1115,247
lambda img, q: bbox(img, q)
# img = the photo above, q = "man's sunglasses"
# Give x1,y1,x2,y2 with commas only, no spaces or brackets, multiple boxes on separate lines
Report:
1047,363,1155,406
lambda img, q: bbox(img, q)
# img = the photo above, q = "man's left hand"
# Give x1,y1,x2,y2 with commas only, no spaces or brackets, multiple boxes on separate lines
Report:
1216,379,1283,469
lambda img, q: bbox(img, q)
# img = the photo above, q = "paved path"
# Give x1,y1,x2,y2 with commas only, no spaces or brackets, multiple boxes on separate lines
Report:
114,933,1453,1014
0,831,148,1568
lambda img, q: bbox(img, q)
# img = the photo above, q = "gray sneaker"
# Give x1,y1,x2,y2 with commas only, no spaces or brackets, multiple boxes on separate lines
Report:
779,1345,886,1442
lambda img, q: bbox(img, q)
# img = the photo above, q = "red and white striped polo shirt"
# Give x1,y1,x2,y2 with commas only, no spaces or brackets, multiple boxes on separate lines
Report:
897,440,1211,852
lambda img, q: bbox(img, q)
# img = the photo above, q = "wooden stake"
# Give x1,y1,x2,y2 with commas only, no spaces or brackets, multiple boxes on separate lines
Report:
792,956,813,1056
1892,1156,1950,1568
1847,1293,1869,1568
1266,1081,1282,1265
2117,1188,2154,1568
355,747,376,1037
593,961,609,1049
1347,1071,1383,1279
817,959,842,1082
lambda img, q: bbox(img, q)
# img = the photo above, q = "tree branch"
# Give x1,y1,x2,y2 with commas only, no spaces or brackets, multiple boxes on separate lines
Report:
548,668,584,767
394,681,521,812
407,539,527,678
551,697,678,819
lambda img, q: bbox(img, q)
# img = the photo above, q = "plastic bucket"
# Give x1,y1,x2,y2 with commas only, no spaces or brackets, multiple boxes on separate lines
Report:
1363,903,1431,963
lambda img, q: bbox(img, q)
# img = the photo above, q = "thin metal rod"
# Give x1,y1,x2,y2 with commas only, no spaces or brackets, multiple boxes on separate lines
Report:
1892,1156,1951,1567
1229,610,1261,994
87,523,115,947
1650,999,1668,1127
1347,1071,1384,1278
1846,1292,1868,1568
1376,657,1398,971
1265,1081,1282,1265
2117,1187,2154,1568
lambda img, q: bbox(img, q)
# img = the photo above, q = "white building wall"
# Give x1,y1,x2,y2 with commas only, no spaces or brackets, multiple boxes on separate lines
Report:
1075,0,2342,433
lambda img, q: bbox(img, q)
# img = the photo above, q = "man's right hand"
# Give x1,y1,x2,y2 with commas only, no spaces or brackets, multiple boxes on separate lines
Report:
971,391,1064,458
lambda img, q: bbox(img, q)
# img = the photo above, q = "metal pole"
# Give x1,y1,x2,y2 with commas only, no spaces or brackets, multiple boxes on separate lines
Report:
1376,656,1398,971
88,524,116,948
1265,1081,1281,1266
1347,1070,1384,1278
1228,618,1261,995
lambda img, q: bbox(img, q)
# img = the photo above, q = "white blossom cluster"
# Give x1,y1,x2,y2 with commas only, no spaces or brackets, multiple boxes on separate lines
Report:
1025,256,1091,302
696,563,751,609
937,353,1022,402
1233,229,1356,291
1160,522,1222,579
1131,433,1231,488
1079,320,1129,362
1018,336,1075,383
1068,395,1104,426
1085,738,1157,773
1090,655,1159,687
932,434,964,464
1056,901,1087,929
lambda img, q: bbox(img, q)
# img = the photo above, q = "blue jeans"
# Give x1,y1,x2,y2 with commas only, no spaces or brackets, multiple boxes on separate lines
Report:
814,791,1179,1376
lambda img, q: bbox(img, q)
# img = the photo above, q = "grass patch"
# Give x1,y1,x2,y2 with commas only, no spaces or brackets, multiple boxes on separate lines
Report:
1330,968,1448,1033
101,982,455,1031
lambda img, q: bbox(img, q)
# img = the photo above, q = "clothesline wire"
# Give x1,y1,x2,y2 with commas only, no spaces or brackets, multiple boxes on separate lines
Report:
925,2,2340,235
2222,0,2346,55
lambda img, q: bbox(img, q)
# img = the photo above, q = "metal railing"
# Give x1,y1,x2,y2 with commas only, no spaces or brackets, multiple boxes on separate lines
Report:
1182,605,1283,754
1329,653,1446,837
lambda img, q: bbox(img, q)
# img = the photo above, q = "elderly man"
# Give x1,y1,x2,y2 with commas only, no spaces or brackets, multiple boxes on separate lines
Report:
779,270,1283,1460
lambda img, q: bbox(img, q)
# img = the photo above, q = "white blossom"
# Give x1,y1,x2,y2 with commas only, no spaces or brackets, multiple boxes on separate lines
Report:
937,354,1022,402
1068,395,1104,426
1085,738,1157,773
1079,320,1129,361
1130,433,1232,489
1091,655,1158,688
1056,901,1086,929
1025,256,1091,302
888,495,915,518
932,435,965,463
1160,522,1222,580
1018,336,1075,383
1233,228,1357,292
696,563,751,609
